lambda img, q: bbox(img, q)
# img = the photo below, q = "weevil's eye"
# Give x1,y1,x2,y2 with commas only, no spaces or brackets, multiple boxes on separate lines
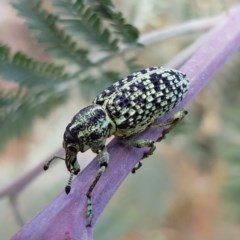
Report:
68,146,78,152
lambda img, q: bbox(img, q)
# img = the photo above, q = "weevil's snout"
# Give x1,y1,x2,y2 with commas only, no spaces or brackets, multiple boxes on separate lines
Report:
64,148,80,195
65,147,80,174
63,129,81,174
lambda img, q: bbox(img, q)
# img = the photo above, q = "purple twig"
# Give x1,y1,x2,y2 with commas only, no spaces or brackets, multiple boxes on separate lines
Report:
12,5,240,240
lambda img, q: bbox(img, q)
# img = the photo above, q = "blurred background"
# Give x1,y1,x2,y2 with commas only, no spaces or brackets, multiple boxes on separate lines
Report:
0,0,240,239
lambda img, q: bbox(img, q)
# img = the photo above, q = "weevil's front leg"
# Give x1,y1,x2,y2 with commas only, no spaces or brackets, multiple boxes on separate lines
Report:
151,110,187,142
120,139,156,173
86,146,109,227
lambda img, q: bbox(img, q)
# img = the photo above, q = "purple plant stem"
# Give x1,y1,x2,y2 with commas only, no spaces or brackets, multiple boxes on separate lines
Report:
12,5,240,240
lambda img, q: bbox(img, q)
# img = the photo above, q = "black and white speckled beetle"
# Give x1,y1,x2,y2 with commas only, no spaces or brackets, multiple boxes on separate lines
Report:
44,66,189,226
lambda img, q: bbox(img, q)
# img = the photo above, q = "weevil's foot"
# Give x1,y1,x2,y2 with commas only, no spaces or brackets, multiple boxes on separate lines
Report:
183,110,188,116
157,129,168,142
86,223,92,228
65,185,71,194
132,161,142,173
131,144,155,173
142,144,156,159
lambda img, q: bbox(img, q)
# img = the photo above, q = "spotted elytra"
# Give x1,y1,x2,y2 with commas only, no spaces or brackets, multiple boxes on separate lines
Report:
44,66,189,227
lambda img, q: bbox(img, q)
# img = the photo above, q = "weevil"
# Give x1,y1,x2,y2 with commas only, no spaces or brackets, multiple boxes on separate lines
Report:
44,66,189,227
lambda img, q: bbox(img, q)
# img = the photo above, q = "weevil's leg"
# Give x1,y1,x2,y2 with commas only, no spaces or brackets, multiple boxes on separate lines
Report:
151,110,187,142
65,172,74,194
120,139,156,173
132,161,142,173
121,139,156,158
86,146,109,227
151,110,187,129
120,110,187,173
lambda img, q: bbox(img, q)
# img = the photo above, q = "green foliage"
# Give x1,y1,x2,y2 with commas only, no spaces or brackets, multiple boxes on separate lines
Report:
86,0,140,43
0,44,69,88
0,42,69,148
13,0,92,66
53,0,119,52
0,0,140,149
0,90,67,147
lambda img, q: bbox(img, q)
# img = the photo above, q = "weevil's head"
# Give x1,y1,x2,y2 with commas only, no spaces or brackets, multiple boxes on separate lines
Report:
63,104,116,173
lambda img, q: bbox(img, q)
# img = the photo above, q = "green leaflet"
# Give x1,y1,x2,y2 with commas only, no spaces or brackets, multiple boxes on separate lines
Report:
53,0,119,52
0,89,67,150
13,0,92,66
0,44,69,88
86,0,139,43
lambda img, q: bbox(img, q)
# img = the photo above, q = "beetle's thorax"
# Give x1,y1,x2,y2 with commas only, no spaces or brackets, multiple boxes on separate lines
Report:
64,104,116,154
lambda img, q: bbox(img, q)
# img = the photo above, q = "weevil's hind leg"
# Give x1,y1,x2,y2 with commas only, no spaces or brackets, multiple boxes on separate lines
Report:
151,110,188,142
120,139,156,173
120,110,187,174
131,161,142,173
86,146,109,227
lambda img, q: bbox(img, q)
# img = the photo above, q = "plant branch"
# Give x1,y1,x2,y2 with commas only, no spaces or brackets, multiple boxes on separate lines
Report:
138,13,226,45
167,32,211,69
11,5,240,240
91,13,226,64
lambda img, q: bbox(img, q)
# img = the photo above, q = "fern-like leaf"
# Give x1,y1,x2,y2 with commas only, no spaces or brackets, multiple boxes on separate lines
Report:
53,0,119,52
0,89,67,149
0,44,69,88
87,0,140,43
13,0,92,66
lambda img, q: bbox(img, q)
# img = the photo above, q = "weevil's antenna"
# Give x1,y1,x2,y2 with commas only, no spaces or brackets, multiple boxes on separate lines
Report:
43,156,66,171
65,171,74,194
